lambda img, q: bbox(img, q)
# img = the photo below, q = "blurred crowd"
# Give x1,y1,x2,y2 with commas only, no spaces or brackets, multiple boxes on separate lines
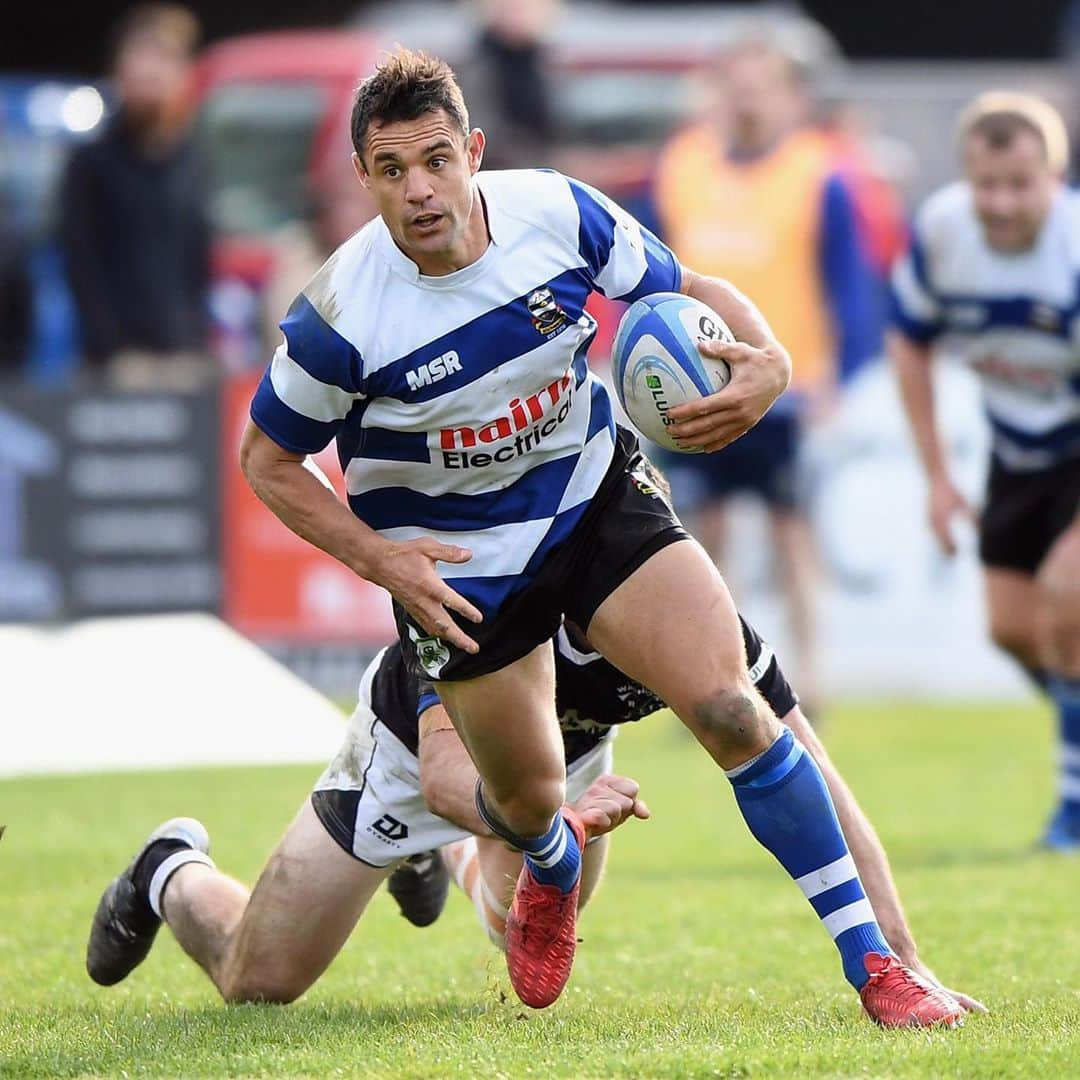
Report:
0,0,908,389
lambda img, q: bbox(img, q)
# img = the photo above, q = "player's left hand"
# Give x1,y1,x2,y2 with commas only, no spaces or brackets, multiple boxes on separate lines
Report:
666,340,792,452
573,773,650,840
903,955,989,1015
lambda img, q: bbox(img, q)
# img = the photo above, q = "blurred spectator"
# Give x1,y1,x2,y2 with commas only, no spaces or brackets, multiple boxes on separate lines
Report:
0,210,32,374
652,36,883,717
455,0,559,170
59,4,212,389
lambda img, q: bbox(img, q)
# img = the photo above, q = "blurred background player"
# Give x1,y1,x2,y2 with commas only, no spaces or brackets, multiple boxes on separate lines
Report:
652,34,883,718
888,92,1080,850
59,3,212,389
455,0,559,171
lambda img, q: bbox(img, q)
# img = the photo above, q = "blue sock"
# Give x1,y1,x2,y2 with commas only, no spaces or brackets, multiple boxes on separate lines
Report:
727,727,893,990
1049,676,1080,820
520,813,582,893
474,785,581,894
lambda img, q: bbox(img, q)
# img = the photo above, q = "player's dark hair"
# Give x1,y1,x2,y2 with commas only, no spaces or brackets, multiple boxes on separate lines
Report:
351,48,470,165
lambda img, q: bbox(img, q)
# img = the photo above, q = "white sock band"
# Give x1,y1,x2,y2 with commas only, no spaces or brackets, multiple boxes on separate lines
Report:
148,849,214,918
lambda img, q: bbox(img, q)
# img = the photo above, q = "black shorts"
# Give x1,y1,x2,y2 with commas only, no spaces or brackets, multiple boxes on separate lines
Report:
662,410,800,511
396,427,689,681
979,455,1080,574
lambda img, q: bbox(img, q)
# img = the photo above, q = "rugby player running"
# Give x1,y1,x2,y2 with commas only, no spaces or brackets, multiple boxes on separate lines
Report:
119,50,968,1024
890,93,1080,850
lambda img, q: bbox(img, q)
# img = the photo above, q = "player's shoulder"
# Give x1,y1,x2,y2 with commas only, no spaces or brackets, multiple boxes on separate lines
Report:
296,218,383,330
914,181,974,238
479,168,605,243
909,181,980,267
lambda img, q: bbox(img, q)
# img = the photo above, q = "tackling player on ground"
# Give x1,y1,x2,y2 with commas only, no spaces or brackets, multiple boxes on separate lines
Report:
231,50,966,1021
889,92,1080,850
87,606,982,1025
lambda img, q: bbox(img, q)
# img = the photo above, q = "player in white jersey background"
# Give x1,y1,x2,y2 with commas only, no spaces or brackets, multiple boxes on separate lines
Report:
216,50,964,1023
889,92,1080,850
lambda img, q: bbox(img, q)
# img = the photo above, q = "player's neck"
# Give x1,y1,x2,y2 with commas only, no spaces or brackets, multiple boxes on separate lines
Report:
411,189,492,277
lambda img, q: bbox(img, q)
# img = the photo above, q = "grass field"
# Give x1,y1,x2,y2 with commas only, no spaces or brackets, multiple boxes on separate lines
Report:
2,699,1078,1078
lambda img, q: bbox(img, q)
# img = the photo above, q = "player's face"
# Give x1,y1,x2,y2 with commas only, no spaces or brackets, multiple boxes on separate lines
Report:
965,131,1057,252
714,47,803,148
354,111,486,272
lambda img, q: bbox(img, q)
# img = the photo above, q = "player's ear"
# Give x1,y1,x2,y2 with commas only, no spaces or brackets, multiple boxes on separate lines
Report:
352,152,370,189
466,128,485,175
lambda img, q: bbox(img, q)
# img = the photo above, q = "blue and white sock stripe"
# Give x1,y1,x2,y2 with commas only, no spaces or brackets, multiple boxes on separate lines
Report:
529,824,569,868
794,853,875,937
821,899,879,940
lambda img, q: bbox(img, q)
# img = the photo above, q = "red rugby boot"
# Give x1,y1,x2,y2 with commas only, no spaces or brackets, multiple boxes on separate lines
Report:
504,806,586,1009
859,952,965,1028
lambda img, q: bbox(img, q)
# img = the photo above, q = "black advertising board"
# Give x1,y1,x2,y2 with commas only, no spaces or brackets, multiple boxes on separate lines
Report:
0,383,221,621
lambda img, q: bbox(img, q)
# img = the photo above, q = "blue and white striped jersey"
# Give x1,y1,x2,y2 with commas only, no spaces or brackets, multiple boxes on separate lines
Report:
250,168,681,616
890,182,1080,471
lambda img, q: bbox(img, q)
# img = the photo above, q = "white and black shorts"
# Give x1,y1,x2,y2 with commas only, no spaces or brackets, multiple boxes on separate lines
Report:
310,657,616,867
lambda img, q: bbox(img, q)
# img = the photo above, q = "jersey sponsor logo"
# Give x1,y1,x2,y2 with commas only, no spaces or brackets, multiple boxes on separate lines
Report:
439,371,575,469
969,352,1061,397
405,350,463,392
527,287,569,336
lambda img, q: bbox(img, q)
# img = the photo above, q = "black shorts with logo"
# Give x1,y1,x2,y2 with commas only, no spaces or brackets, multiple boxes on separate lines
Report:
979,454,1080,574
395,427,689,681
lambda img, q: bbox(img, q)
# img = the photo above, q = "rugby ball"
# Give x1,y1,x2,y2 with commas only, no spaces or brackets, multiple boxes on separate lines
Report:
612,292,735,453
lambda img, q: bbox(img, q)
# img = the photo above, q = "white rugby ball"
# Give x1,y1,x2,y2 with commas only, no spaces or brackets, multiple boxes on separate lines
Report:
611,292,734,453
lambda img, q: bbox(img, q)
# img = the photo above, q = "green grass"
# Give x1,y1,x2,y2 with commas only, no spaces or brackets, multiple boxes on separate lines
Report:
2,700,1078,1078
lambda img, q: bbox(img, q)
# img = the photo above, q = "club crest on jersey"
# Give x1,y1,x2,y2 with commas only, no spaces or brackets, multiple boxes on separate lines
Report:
527,287,569,336
409,625,451,678
1030,303,1061,332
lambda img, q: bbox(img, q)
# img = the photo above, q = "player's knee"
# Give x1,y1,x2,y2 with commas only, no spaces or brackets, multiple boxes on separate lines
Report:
988,616,1040,667
684,683,771,760
221,965,308,1006
1044,597,1080,673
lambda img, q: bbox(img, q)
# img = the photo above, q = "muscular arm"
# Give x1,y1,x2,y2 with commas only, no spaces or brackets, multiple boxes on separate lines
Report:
418,706,648,838
887,329,971,555
888,330,948,482
416,707,492,836
665,268,792,452
239,422,482,651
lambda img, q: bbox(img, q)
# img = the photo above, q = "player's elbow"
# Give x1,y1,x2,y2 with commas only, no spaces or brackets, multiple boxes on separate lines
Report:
238,421,265,485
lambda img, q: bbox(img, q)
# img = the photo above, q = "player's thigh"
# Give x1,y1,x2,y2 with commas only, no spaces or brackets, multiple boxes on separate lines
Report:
225,800,390,1002
585,539,776,756
437,640,566,815
984,567,1045,664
